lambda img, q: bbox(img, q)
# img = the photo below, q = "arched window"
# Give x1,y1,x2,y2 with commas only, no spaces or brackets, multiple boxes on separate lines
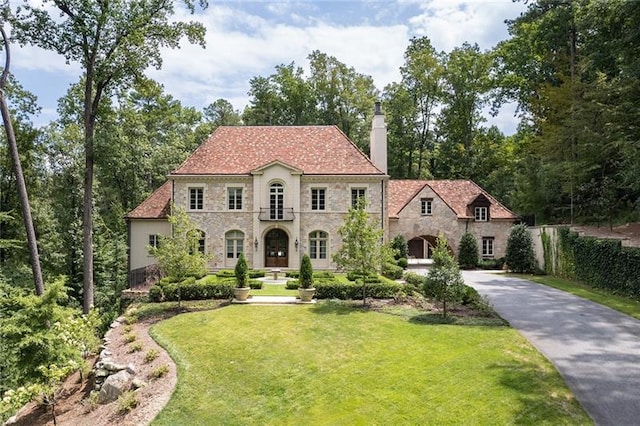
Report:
309,231,328,259
269,183,284,220
226,230,244,259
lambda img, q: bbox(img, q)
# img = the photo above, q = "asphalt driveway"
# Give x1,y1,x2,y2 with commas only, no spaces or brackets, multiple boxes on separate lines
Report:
462,271,640,426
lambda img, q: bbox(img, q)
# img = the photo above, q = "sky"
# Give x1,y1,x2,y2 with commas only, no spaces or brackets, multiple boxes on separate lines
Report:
10,0,527,133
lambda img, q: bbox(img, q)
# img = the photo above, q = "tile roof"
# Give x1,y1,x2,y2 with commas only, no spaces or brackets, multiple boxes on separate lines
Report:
389,179,518,220
171,126,384,176
126,181,171,219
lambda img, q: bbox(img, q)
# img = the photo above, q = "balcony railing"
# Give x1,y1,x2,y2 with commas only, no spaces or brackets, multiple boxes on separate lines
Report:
258,207,295,221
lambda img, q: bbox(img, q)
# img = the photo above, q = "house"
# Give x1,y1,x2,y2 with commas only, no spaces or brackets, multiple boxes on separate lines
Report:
126,103,518,283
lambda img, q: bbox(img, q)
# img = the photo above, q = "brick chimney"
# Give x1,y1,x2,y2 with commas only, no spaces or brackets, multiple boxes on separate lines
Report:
370,101,387,174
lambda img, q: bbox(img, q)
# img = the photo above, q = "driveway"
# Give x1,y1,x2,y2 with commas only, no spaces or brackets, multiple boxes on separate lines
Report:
462,270,640,426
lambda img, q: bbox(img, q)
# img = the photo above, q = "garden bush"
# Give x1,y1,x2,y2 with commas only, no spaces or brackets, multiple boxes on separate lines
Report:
314,280,404,300
403,272,425,288
477,258,505,270
157,281,234,302
346,271,380,283
458,232,479,269
382,262,403,280
148,285,164,302
286,271,335,279
397,257,408,269
285,280,300,290
391,235,408,260
505,224,536,273
248,280,263,289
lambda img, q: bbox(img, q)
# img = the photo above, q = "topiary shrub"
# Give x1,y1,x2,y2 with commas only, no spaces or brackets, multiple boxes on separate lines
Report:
285,280,300,290
458,232,479,269
314,280,404,299
299,254,314,289
234,253,248,288
391,235,408,260
148,285,164,302
397,257,408,269
505,224,536,273
248,280,263,289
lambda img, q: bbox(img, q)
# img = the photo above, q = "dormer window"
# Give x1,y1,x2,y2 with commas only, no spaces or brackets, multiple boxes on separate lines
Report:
475,206,488,221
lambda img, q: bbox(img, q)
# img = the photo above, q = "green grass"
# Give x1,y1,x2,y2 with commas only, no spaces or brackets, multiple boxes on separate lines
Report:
250,283,297,296
150,302,590,425
511,274,640,320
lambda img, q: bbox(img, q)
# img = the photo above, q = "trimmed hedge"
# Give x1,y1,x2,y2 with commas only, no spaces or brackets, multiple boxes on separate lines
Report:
314,280,405,300
149,280,234,302
286,271,335,279
216,269,265,278
573,237,640,299
382,262,403,280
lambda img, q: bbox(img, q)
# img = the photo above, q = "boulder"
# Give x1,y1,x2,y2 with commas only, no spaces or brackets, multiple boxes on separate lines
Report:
98,370,132,404
102,361,126,372
131,378,147,389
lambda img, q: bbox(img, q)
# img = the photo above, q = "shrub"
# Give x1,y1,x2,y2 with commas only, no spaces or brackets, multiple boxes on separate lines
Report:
144,349,159,364
285,280,300,290
161,281,234,301
391,235,408,260
403,272,425,289
461,285,481,305
314,271,335,279
458,232,479,269
215,269,235,278
82,391,99,413
148,365,170,380
128,342,143,353
397,257,408,269
234,253,248,288
248,280,263,289
478,258,505,270
506,224,536,273
299,254,314,289
148,285,164,302
123,333,136,343
382,262,403,279
314,280,404,299
248,270,265,278
346,271,379,282
117,390,138,414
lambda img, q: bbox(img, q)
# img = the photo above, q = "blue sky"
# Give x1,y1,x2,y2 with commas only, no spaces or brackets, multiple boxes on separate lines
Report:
11,0,526,133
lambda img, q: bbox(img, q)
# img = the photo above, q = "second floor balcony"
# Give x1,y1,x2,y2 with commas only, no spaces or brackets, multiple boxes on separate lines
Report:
258,207,295,221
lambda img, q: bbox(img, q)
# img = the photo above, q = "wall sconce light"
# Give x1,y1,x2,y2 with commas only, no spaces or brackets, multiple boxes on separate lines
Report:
294,238,299,251
254,237,258,249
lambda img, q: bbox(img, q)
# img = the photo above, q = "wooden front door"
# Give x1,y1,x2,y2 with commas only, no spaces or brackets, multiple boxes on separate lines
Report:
265,229,288,267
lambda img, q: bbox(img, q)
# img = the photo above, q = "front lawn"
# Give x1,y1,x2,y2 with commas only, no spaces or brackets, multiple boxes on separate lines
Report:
150,302,589,425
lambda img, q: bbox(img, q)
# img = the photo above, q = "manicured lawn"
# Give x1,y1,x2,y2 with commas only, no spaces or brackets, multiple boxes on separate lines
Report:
250,283,297,296
150,302,590,425
511,274,640,320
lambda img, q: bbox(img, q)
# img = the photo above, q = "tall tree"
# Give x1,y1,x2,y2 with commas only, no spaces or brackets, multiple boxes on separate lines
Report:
0,25,43,295
10,0,206,313
435,42,492,179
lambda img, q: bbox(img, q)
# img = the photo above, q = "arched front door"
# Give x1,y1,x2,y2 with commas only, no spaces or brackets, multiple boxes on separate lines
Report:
265,229,288,267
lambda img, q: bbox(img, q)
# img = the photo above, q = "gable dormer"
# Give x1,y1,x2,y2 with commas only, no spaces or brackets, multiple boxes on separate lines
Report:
468,193,491,222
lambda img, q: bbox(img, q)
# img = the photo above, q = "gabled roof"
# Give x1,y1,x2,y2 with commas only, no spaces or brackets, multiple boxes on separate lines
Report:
171,126,384,176
388,179,518,220
125,181,171,219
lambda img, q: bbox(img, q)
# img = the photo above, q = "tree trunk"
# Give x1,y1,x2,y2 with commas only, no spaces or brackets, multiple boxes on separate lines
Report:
82,79,95,314
0,26,44,295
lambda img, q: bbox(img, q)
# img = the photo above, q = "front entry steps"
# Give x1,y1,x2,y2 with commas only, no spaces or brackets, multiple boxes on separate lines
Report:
232,295,316,305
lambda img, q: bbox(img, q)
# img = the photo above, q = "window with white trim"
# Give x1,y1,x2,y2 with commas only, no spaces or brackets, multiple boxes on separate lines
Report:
475,206,488,221
189,187,204,210
228,187,242,210
421,198,433,215
311,188,326,211
226,230,244,259
351,188,366,209
482,237,494,257
309,230,327,259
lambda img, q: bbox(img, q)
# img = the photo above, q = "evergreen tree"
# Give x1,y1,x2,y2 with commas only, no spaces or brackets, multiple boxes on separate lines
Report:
458,232,479,270
505,224,536,273
424,234,465,317
234,253,248,288
299,254,314,289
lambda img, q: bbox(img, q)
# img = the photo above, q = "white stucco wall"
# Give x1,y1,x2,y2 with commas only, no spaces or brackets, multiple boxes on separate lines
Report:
129,219,171,270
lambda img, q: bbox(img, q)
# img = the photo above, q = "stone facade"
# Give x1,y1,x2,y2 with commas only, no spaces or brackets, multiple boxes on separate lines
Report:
389,185,514,259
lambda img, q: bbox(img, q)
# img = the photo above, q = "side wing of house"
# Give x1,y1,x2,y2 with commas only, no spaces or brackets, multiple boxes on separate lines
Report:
389,180,518,259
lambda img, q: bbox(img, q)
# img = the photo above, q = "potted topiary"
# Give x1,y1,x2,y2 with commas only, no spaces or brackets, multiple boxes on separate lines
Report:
298,254,316,302
233,252,250,301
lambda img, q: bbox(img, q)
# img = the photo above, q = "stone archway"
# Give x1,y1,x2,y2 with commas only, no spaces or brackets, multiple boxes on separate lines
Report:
408,235,439,259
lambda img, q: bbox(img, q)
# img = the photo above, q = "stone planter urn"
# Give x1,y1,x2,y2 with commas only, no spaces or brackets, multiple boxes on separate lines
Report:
298,287,316,302
234,287,251,302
